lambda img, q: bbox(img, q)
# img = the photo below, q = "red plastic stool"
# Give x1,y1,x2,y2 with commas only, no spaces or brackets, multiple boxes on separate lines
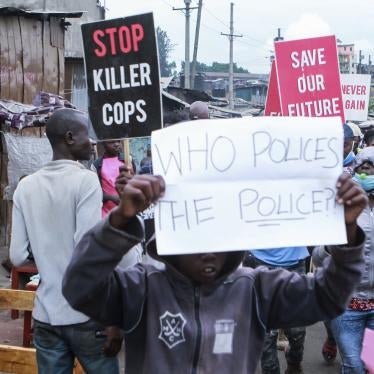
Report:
11,263,37,319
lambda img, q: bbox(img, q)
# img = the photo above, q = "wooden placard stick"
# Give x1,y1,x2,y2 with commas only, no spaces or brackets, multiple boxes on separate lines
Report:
122,138,133,171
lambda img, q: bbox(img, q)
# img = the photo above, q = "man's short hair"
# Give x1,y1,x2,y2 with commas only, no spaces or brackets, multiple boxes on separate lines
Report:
46,109,86,146
189,101,209,120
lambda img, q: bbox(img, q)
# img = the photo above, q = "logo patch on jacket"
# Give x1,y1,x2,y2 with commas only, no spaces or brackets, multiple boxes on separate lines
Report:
213,319,236,354
158,311,187,349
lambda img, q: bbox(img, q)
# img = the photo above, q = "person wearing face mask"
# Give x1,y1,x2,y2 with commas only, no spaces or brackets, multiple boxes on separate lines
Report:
347,122,363,154
343,124,356,176
313,146,374,374
319,124,357,364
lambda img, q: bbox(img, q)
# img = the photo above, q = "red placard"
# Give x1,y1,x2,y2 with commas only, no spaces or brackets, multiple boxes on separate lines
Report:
264,61,281,116
274,35,344,123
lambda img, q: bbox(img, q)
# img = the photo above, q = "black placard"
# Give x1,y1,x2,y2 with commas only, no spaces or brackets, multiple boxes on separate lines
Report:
81,13,162,139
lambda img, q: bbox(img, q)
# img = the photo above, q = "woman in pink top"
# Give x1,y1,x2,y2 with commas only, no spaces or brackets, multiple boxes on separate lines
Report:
93,140,134,217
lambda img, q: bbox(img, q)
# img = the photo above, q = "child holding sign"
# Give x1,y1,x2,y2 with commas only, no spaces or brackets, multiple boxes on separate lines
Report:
63,173,367,374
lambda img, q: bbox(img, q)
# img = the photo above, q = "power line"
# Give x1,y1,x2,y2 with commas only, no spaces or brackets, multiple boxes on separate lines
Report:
236,38,269,51
236,57,270,64
159,0,177,10
159,0,269,52
157,0,271,71
200,2,269,48
192,17,222,34
202,4,230,30
240,35,268,47
158,0,230,46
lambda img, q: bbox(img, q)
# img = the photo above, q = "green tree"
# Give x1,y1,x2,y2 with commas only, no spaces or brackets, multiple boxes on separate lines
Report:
369,97,374,113
181,60,249,73
156,27,176,77
211,61,249,73
193,61,210,72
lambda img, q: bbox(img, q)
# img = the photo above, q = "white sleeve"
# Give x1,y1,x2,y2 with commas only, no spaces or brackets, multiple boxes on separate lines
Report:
74,173,103,246
9,188,31,266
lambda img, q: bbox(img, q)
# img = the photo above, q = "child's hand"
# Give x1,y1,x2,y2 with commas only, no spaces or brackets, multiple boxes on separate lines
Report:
115,164,134,195
111,175,165,229
336,173,368,225
103,326,123,357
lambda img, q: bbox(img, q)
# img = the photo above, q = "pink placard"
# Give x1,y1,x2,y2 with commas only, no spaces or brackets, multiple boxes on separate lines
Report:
264,61,282,116
274,35,345,123
361,328,374,373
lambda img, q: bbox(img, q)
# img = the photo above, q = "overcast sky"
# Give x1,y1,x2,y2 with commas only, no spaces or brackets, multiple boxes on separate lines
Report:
104,0,374,75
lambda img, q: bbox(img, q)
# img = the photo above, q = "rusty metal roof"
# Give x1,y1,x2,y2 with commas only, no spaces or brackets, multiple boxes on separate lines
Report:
0,7,83,18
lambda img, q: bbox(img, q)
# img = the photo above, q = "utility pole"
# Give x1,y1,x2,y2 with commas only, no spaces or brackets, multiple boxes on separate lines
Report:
269,28,284,68
269,29,283,67
174,0,198,89
269,52,275,67
191,0,203,89
274,28,283,42
221,3,242,110
358,50,364,74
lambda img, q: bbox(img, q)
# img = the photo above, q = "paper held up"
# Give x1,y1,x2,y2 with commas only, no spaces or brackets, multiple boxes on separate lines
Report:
152,116,346,255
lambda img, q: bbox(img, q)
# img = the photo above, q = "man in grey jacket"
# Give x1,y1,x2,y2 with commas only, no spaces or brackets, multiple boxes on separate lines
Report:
10,109,120,373
64,173,367,374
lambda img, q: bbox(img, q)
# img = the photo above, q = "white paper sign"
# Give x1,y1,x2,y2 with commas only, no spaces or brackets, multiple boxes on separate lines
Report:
341,74,371,122
152,116,346,255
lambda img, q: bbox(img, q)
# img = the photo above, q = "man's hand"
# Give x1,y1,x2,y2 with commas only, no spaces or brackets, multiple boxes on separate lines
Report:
336,173,368,245
115,164,135,196
110,175,165,230
103,193,120,205
103,326,123,357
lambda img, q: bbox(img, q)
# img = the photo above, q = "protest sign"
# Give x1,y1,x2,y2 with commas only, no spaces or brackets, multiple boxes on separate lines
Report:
264,61,282,116
152,116,346,255
275,35,345,123
361,328,374,373
81,13,162,140
341,74,371,122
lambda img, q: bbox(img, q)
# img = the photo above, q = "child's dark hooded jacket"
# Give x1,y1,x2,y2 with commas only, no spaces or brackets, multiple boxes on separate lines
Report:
63,216,365,374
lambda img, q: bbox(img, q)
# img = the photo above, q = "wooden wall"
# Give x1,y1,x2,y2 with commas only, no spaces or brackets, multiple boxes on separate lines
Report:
0,15,65,104
0,13,65,254
0,135,7,247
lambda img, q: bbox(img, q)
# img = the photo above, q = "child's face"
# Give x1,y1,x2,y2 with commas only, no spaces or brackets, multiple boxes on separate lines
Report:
172,252,228,284
356,161,374,175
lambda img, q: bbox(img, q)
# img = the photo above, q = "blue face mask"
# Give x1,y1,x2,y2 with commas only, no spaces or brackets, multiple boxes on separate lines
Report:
353,173,374,192
343,151,355,166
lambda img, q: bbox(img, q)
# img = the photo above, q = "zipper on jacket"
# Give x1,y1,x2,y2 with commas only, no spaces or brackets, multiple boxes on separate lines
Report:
191,287,202,374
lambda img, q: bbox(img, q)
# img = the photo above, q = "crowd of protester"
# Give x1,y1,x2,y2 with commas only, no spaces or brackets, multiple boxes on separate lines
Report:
8,105,374,373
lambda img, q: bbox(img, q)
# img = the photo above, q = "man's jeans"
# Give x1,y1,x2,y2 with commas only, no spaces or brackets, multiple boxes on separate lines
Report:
33,319,119,374
248,257,307,374
330,309,374,374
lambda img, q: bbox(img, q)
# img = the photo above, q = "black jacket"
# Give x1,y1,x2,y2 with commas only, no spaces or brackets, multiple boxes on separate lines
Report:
63,216,365,374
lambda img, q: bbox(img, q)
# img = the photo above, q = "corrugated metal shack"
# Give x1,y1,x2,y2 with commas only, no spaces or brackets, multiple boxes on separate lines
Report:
0,7,82,253
0,7,82,103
